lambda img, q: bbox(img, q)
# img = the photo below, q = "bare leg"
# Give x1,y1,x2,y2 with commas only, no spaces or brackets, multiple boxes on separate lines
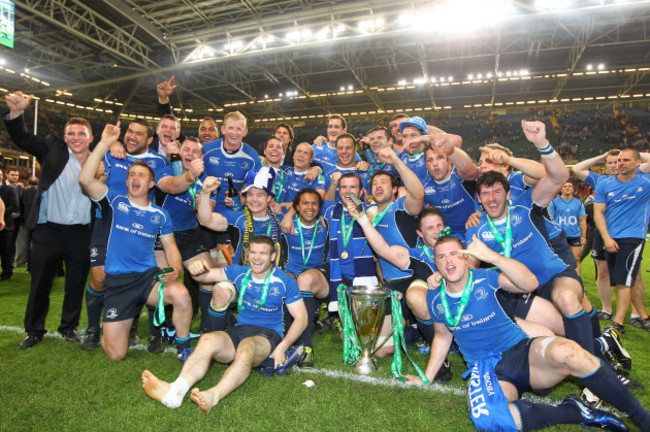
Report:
102,318,133,360
522,296,565,336
146,281,192,339
613,285,632,326
570,245,582,275
528,336,600,389
191,335,271,414
142,331,236,407
594,259,613,314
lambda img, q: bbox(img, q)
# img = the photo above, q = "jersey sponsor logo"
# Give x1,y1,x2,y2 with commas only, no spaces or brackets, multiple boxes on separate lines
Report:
480,230,495,241
441,199,450,204
461,314,474,322
115,162,129,170
224,172,234,178
425,187,436,194
90,247,98,258
117,202,130,213
208,156,220,164
608,192,615,197
132,223,144,229
150,214,161,224
105,308,118,319
637,187,643,192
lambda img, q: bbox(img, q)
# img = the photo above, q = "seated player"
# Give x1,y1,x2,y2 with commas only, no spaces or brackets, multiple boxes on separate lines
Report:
141,235,307,414
406,235,650,432
79,122,193,361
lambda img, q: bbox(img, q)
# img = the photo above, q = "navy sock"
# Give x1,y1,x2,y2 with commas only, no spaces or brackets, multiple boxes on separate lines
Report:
205,304,228,332
300,292,317,348
512,399,582,430
580,363,650,430
198,288,212,331
85,285,104,331
563,309,594,355
415,317,434,345
147,305,160,336
174,335,190,351
587,306,601,338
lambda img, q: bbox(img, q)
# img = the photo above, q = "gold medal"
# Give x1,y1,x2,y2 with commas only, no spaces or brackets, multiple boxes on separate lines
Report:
341,251,349,259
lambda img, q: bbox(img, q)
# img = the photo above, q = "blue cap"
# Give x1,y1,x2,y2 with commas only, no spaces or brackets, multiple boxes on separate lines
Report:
399,116,427,135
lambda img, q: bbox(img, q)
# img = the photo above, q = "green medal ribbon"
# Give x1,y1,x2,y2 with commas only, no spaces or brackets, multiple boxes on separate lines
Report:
439,269,474,327
152,268,172,327
337,284,360,365
273,169,285,202
370,162,386,177
372,201,393,227
407,150,423,161
188,181,198,211
296,216,319,267
420,241,434,262
389,291,430,384
237,268,274,311
340,210,355,252
485,207,512,258
437,225,452,238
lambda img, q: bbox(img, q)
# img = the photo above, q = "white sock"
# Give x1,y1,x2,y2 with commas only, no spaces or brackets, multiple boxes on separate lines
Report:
160,377,189,408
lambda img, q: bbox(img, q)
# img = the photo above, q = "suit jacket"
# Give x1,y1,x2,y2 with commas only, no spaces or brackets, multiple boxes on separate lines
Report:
3,113,88,230
21,186,37,228
0,183,18,231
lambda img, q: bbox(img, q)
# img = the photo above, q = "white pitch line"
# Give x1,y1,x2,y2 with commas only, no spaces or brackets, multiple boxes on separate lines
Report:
0,325,615,410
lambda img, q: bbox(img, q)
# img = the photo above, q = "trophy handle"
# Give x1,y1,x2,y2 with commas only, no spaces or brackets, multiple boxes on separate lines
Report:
369,290,403,355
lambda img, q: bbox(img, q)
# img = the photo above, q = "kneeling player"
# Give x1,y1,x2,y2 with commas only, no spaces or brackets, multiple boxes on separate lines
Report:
79,122,192,361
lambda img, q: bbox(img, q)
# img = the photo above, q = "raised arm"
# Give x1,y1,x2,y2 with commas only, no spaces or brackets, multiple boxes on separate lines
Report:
639,151,650,174
462,235,538,293
571,152,609,181
79,122,121,201
345,200,411,269
376,147,423,215
431,133,478,180
522,120,568,207
479,145,546,184
196,176,229,232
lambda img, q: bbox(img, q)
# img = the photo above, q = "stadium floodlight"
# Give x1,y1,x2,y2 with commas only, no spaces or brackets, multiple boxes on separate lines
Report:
468,74,474,79
397,79,407,85
586,64,593,70
536,0,569,10
433,0,511,33
598,63,605,70
347,85,353,90
316,26,329,40
448,76,453,81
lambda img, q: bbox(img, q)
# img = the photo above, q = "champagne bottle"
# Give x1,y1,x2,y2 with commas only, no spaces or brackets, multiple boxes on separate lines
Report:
227,175,243,211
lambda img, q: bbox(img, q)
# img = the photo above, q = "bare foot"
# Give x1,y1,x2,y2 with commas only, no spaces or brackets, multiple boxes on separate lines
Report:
190,388,218,414
142,370,170,403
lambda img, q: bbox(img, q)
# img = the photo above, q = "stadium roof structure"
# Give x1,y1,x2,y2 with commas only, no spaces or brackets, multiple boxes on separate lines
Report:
2,0,650,125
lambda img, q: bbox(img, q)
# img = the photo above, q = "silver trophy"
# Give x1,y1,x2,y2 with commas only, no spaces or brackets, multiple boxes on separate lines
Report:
347,286,392,374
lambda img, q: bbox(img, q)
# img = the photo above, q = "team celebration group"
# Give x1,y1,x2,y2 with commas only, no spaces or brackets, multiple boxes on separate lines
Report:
3,76,650,431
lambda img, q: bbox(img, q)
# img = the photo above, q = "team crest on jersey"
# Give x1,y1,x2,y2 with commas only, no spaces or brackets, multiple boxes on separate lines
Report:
147,160,158,169
132,223,144,229
105,308,118,319
242,162,251,171
117,202,130,213
511,213,523,227
474,287,488,301
270,286,281,296
150,214,161,224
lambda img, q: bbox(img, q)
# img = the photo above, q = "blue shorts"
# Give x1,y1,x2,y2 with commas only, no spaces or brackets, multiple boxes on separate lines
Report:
591,229,607,261
549,230,577,268
536,266,583,301
225,324,282,354
103,267,159,322
174,228,208,261
496,290,534,321
495,338,552,398
606,237,645,287
89,217,107,268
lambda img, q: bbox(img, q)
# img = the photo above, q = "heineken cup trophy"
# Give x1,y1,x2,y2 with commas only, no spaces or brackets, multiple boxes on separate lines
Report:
347,285,391,374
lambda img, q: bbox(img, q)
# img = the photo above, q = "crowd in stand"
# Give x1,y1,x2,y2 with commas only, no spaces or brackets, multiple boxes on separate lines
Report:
2,79,650,431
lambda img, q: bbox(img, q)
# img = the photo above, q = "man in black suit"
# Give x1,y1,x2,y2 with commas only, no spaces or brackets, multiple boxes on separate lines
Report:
4,91,94,349
0,170,19,280
15,176,38,272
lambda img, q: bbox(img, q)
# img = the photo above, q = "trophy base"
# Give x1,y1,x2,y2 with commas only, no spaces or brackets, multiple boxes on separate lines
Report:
354,356,380,375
